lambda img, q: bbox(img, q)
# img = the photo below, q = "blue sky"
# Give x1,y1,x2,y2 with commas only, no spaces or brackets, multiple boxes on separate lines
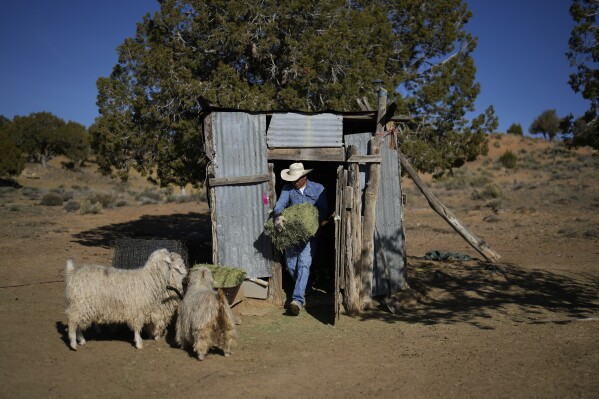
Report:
0,1,591,133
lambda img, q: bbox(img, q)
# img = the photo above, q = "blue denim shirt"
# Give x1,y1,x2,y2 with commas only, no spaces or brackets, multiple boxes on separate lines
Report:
273,179,328,222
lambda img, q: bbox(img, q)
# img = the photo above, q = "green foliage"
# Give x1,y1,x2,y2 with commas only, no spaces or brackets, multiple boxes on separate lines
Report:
467,105,499,134
58,121,90,169
134,188,163,204
567,0,598,113
192,264,247,288
561,111,599,152
4,112,66,166
1,112,91,167
264,203,319,251
564,0,598,152
529,109,560,141
79,200,103,215
471,183,502,200
401,126,489,175
94,0,488,185
507,123,523,135
86,192,118,208
40,192,64,206
63,200,81,213
498,150,518,169
0,129,25,178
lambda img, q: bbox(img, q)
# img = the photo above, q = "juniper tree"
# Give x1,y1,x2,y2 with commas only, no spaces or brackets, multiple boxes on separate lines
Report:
0,130,25,178
4,112,66,167
507,123,523,136
530,109,560,141
563,0,598,151
2,113,90,168
94,0,495,186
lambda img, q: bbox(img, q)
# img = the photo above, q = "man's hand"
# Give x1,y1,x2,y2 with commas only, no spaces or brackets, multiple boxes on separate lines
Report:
274,216,286,231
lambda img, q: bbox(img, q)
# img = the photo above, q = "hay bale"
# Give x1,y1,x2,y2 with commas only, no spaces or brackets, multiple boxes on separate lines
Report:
191,264,247,288
264,203,319,251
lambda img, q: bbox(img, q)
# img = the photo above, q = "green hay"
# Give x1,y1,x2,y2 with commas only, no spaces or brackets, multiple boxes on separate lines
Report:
264,203,319,251
191,264,246,288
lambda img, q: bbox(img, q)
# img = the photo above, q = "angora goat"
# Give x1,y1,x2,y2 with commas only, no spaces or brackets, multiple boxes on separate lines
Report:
64,248,187,350
175,266,237,360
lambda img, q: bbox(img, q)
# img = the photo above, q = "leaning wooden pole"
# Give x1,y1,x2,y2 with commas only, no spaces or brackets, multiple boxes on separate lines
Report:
398,150,501,263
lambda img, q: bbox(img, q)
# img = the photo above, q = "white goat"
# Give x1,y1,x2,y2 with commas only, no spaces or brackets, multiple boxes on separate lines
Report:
64,248,187,350
175,267,237,360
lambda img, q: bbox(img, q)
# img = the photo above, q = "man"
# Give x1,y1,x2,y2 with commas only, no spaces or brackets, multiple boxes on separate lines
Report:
273,162,328,316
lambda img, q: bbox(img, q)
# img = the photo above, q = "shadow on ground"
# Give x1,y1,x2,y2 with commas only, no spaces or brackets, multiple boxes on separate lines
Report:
71,215,599,329
359,256,599,328
71,212,212,265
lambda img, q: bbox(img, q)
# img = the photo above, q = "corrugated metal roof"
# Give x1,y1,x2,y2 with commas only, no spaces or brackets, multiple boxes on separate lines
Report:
267,113,343,148
209,112,272,278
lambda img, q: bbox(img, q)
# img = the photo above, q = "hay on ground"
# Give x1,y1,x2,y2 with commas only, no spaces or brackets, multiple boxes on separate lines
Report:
191,264,246,288
264,203,319,251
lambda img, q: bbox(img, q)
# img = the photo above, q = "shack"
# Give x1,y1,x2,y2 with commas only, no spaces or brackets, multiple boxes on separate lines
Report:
202,88,408,317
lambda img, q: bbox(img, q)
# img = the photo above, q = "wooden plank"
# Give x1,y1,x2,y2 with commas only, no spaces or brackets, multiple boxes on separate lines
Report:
342,165,361,316
359,140,381,309
334,166,343,319
346,155,382,163
348,146,363,310
266,163,284,306
398,150,501,263
204,115,219,264
208,173,271,187
267,147,345,162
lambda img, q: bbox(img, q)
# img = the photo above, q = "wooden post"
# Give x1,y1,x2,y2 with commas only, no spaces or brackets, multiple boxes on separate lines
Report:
343,164,361,315
359,87,387,308
266,163,285,306
398,150,502,263
348,146,363,309
204,115,219,264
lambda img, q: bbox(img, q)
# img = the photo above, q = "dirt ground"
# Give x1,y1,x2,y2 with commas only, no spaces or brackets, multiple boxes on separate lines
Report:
0,135,598,398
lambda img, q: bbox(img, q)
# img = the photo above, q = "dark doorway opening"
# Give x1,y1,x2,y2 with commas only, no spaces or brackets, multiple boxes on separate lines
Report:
270,160,338,319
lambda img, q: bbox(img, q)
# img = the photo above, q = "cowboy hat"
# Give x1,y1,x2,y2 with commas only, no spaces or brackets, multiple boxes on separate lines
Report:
281,162,312,182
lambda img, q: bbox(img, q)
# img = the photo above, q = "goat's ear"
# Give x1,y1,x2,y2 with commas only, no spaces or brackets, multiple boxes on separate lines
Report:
201,268,210,280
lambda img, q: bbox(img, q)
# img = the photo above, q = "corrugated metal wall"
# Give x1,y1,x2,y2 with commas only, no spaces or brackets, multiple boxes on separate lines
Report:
267,113,343,148
344,133,406,295
210,112,272,278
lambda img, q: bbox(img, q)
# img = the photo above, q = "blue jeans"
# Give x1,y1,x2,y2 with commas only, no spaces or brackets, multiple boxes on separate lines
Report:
284,238,316,306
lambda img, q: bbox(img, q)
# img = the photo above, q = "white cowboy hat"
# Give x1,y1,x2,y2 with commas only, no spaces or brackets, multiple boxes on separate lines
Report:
281,162,313,182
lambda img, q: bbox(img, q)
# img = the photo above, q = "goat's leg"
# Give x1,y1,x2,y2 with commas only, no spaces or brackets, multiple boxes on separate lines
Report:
76,327,86,345
133,329,143,349
68,321,78,350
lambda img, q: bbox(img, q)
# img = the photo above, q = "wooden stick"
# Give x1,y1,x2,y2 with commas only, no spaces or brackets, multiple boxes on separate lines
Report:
397,150,501,263
248,278,269,287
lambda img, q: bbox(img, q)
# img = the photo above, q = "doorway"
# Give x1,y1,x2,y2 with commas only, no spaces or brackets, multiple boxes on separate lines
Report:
270,160,339,317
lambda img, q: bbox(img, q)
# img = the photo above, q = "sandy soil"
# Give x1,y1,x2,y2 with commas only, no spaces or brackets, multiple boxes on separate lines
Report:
0,134,597,398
